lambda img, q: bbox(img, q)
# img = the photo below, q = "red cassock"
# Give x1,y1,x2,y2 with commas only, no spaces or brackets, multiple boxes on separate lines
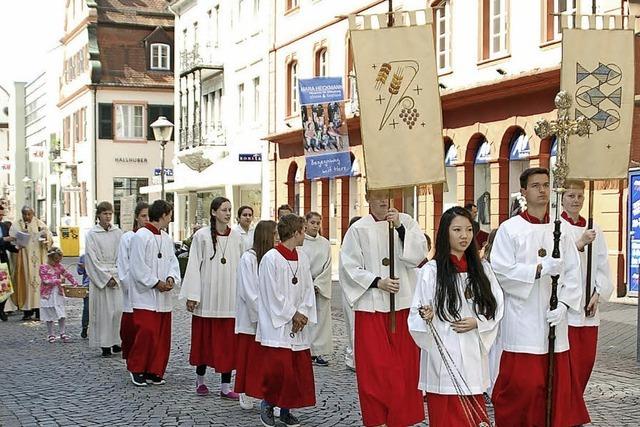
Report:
189,315,237,372
354,309,425,427
234,332,265,398
126,309,172,377
119,312,135,360
567,326,598,426
426,393,489,427
261,347,316,409
492,351,572,427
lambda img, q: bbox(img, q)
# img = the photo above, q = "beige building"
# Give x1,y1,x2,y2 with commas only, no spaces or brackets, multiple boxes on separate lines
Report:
266,0,636,296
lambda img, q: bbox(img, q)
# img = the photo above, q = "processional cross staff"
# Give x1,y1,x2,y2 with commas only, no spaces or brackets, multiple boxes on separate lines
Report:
534,91,591,427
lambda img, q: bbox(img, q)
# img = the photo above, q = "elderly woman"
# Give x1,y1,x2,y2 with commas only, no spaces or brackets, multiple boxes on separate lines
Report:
9,206,53,321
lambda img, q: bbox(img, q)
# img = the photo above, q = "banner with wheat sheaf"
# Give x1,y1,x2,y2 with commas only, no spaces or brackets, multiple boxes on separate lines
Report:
349,10,445,190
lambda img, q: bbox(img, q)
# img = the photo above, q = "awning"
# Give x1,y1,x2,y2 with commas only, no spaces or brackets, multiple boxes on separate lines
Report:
509,133,531,160
475,140,491,164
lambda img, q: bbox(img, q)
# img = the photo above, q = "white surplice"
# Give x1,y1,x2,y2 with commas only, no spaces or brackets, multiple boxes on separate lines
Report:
116,231,135,313
179,226,244,317
408,260,504,394
129,227,181,313
235,250,259,335
234,224,255,252
256,248,317,350
301,233,333,356
560,217,614,327
85,224,123,348
340,214,427,312
490,215,582,354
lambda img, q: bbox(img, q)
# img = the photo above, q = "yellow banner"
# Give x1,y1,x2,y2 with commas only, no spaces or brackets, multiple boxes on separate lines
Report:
349,10,445,190
561,18,634,180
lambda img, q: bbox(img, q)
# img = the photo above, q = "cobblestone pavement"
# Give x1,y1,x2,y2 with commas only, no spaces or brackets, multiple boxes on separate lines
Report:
0,275,638,426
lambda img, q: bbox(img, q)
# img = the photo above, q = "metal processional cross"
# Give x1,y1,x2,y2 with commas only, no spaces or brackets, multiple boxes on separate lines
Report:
534,91,591,427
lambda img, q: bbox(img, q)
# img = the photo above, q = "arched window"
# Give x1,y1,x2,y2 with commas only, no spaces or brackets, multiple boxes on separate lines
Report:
315,47,328,77
286,60,298,115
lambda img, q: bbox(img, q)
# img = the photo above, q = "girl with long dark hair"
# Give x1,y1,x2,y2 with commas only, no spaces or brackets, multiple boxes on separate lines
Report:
180,196,244,398
408,206,503,427
234,220,278,409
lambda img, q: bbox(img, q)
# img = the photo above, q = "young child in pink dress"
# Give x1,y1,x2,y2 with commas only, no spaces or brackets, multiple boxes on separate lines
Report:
39,247,78,343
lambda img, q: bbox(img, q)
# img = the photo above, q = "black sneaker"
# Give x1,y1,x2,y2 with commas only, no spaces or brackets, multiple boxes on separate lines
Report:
280,412,301,427
112,345,122,353
146,374,166,385
80,328,88,339
260,402,275,427
130,372,148,387
101,347,112,357
313,355,329,367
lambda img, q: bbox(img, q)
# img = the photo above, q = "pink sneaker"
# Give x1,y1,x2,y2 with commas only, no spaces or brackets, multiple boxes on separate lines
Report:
196,383,209,396
220,390,240,400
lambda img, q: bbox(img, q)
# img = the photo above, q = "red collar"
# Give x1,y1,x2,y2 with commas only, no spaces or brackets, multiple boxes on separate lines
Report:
215,226,231,236
275,243,298,261
144,223,161,235
519,210,550,224
450,254,468,273
561,211,586,227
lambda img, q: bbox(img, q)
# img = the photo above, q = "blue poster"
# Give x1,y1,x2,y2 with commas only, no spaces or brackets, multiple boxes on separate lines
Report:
627,169,640,296
298,77,352,180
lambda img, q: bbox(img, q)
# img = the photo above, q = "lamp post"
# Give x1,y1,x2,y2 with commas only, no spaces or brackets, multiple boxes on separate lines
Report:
150,116,174,200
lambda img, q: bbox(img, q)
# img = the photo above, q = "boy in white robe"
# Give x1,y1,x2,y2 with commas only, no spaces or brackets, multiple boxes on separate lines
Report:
127,200,180,386
85,201,123,358
257,214,317,427
560,180,613,426
116,201,149,360
340,192,427,427
340,216,361,371
300,211,332,366
490,167,582,427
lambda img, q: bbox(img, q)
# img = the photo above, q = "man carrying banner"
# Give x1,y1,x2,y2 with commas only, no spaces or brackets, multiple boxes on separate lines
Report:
490,167,582,426
340,191,426,427
560,180,613,425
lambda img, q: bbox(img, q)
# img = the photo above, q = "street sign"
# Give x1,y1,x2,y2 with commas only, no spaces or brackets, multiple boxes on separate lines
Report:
239,153,262,162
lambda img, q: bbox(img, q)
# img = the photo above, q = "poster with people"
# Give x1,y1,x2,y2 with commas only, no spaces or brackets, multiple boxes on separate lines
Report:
298,77,352,180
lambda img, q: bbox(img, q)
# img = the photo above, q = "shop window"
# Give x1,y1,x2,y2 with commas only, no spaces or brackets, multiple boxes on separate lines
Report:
113,177,149,227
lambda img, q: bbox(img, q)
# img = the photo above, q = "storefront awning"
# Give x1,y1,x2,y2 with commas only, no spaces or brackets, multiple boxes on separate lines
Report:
475,140,491,164
509,134,531,160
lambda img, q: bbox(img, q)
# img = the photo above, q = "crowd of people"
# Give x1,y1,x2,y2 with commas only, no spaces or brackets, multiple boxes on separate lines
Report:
0,166,612,427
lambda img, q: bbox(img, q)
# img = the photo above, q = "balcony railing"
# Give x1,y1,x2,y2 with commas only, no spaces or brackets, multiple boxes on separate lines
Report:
180,43,219,72
179,122,226,151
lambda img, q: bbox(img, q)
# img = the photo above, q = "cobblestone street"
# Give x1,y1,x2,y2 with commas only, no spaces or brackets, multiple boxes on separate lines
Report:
1,279,639,426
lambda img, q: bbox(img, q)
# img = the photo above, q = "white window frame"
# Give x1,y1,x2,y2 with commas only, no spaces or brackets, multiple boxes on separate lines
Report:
150,43,170,70
290,62,298,114
238,83,245,125
253,77,260,123
115,104,145,140
317,48,328,77
435,1,451,72
489,0,507,57
554,0,576,39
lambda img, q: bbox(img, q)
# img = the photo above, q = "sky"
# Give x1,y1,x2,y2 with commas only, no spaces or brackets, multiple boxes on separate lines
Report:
0,0,63,90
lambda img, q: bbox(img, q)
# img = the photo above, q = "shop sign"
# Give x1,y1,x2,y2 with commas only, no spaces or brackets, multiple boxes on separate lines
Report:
239,153,262,162
154,168,174,176
115,156,148,164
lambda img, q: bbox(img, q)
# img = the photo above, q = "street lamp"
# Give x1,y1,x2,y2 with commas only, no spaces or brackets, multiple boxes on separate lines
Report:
150,116,174,200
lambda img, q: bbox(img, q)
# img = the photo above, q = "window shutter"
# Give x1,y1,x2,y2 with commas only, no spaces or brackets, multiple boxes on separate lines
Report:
98,103,113,139
79,182,87,217
147,105,174,140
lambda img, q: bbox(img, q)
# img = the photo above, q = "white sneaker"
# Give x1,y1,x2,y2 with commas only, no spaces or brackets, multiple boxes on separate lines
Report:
239,393,254,410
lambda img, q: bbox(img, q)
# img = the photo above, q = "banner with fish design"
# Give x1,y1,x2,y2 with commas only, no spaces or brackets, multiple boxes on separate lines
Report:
349,10,445,190
560,15,634,179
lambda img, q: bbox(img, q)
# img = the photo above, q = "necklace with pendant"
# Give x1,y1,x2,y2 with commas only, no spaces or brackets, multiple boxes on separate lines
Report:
285,257,299,285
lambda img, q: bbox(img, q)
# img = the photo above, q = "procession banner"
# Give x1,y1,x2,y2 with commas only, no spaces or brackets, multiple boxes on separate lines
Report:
298,77,352,180
560,16,634,180
349,10,445,190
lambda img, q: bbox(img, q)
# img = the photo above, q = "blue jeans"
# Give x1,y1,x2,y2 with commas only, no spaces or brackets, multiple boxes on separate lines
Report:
82,296,89,329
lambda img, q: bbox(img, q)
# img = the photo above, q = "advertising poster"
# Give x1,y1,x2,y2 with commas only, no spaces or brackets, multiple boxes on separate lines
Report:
298,77,352,180
627,169,640,296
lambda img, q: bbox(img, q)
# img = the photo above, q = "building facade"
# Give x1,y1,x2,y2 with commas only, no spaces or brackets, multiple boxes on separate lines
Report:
0,85,12,217
58,0,175,243
168,0,270,239
266,0,635,295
